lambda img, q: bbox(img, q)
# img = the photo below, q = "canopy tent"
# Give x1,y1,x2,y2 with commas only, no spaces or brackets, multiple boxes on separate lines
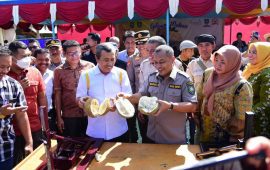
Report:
1,0,270,46
1,0,270,27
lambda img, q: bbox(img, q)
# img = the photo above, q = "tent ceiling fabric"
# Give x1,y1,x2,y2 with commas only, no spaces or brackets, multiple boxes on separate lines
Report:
0,0,269,28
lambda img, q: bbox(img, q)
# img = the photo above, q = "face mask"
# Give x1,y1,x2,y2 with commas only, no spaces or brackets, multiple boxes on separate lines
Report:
16,57,31,69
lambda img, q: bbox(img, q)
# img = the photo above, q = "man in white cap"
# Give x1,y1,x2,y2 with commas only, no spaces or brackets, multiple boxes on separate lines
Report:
177,40,197,71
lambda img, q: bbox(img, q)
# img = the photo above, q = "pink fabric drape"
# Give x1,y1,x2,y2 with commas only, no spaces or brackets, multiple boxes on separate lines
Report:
57,1,88,23
0,21,14,30
75,24,90,33
261,16,270,24
238,17,258,25
135,0,168,19
179,0,215,17
95,0,127,22
20,4,50,24
0,6,12,25
223,0,260,14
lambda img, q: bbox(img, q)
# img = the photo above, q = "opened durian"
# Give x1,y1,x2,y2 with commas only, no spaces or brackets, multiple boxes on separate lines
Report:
115,97,135,118
84,98,110,117
138,96,159,115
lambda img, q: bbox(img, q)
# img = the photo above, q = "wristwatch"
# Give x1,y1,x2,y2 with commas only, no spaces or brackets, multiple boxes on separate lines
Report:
168,102,174,111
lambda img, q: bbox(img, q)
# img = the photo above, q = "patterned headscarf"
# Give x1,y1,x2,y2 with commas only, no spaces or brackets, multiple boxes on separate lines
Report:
204,45,241,114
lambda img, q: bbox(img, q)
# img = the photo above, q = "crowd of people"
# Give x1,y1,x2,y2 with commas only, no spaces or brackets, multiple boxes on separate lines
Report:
0,29,270,169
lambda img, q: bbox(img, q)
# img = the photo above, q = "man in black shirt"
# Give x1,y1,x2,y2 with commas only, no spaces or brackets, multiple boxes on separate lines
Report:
177,40,197,71
81,33,101,65
232,32,247,52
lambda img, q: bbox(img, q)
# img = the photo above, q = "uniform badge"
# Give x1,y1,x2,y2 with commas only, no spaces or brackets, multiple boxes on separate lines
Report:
186,81,195,95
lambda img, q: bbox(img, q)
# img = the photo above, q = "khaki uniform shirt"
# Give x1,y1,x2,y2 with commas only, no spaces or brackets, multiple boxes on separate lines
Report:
126,52,147,93
186,57,213,91
54,60,94,118
139,59,184,91
139,67,197,144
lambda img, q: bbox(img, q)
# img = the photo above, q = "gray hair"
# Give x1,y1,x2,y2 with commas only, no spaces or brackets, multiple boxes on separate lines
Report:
147,36,166,46
154,45,174,58
109,36,120,45
96,43,116,59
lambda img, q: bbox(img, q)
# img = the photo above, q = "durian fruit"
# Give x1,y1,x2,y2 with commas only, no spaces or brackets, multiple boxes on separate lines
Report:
98,98,110,116
90,99,100,117
84,98,111,117
115,97,135,118
138,96,159,115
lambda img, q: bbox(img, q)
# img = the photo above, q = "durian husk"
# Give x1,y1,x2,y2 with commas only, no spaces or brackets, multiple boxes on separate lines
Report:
115,97,135,118
138,96,159,115
84,98,111,117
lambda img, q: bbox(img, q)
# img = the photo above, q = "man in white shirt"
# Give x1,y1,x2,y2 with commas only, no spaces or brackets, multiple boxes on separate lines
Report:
186,34,215,144
186,34,215,91
34,48,56,130
76,43,132,142
118,31,138,63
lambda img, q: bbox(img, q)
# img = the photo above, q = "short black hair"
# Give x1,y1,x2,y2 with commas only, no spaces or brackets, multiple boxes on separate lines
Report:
28,39,40,45
237,32,242,37
33,48,50,58
0,46,11,58
123,31,135,42
88,33,101,44
8,41,28,55
62,40,81,52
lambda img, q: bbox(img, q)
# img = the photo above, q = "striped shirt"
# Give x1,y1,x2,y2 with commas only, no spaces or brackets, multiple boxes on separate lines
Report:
0,75,27,162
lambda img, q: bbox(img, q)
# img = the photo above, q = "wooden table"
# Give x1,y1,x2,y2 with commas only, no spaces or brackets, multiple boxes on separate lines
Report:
14,141,200,170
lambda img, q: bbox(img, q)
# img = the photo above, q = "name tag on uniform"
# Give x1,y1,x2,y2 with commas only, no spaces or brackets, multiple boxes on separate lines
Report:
169,84,181,89
149,82,159,87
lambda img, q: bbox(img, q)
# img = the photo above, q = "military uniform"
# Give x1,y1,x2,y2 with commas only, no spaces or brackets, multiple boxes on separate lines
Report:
139,67,197,144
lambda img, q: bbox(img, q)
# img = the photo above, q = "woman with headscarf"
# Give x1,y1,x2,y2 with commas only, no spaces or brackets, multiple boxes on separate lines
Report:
242,42,270,138
196,45,253,144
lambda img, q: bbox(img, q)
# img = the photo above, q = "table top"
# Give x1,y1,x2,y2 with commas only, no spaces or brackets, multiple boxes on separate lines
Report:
14,141,200,170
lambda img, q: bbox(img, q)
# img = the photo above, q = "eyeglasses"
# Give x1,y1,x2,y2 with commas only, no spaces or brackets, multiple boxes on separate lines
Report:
248,50,257,55
29,46,38,50
66,51,81,57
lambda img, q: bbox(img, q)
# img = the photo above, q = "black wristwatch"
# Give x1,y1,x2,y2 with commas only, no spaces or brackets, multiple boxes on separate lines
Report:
168,102,174,111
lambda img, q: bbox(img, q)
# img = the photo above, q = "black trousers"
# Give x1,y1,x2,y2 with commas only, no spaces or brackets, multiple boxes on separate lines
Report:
137,114,153,143
13,129,42,167
127,114,138,143
62,117,88,137
104,131,129,143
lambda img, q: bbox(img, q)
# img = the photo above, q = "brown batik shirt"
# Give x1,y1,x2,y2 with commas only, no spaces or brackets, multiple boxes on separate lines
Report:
54,60,94,117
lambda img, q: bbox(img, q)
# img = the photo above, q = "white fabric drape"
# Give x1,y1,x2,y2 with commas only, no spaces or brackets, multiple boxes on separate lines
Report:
50,3,56,23
216,0,223,14
128,0,134,19
169,0,179,17
261,0,268,11
12,5,19,25
88,1,95,21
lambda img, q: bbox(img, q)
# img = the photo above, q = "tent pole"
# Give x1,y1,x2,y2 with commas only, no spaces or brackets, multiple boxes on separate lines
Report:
51,21,56,39
166,9,170,45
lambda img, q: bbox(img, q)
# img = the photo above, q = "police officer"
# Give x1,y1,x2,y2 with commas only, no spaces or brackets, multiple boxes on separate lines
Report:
126,30,150,143
186,34,215,91
119,45,197,144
